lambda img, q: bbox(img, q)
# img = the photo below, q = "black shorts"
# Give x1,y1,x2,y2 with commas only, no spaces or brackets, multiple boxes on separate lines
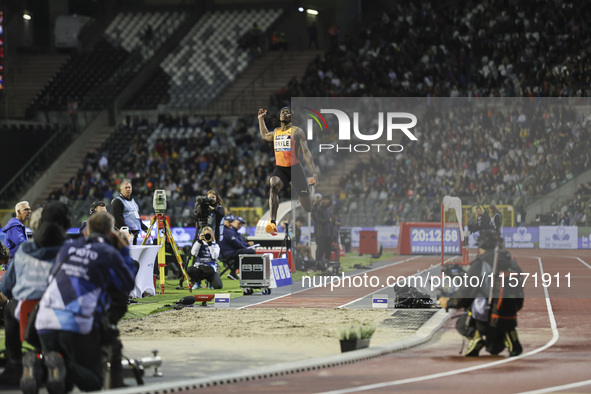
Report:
271,164,310,197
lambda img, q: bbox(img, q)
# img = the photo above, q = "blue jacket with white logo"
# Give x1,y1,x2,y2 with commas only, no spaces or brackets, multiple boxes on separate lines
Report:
219,226,249,257
2,217,28,258
35,236,136,335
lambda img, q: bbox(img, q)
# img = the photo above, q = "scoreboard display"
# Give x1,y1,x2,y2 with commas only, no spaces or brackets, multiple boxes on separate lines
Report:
409,227,461,254
397,221,462,255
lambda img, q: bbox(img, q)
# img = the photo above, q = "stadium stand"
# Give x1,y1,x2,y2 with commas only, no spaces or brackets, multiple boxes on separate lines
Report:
5,1,591,230
0,124,76,202
44,115,276,226
336,102,591,225
29,38,129,111
104,11,187,61
128,8,283,110
27,11,188,112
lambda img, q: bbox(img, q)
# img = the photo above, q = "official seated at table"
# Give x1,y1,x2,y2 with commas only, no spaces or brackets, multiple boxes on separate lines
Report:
219,216,255,280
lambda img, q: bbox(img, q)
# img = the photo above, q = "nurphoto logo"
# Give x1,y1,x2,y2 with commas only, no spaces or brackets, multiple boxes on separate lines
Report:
304,108,418,153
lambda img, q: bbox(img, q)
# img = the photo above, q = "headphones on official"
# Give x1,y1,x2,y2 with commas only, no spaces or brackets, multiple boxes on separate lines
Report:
90,201,106,216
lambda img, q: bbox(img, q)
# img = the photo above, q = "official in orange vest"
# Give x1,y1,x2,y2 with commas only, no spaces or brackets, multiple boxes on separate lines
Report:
258,107,318,234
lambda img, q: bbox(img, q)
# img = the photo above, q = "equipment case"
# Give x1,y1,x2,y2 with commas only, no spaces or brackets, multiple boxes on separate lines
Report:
239,254,271,291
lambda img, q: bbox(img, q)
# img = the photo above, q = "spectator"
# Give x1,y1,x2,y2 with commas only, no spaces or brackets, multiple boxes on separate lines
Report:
32,212,136,393
558,211,570,226
219,216,255,280
111,179,148,245
2,201,32,259
67,98,78,131
489,205,502,234
0,202,70,390
468,206,492,233
327,23,339,49
249,22,262,54
308,23,318,49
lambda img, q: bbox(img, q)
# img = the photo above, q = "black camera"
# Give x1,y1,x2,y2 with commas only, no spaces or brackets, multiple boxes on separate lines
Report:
202,233,212,241
194,196,215,218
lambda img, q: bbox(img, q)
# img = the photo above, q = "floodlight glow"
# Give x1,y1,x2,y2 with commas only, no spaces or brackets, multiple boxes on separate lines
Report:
23,12,31,20
306,9,319,15
298,7,304,12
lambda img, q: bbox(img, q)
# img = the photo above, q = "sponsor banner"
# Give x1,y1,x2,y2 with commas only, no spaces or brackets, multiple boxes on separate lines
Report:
270,258,292,288
579,235,591,249
214,294,231,308
502,227,539,249
372,294,389,309
137,226,197,247
410,227,461,255
350,226,399,248
299,226,399,248
539,226,578,249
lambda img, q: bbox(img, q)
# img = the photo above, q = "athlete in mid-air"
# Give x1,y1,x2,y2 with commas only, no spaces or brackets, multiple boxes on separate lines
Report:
258,107,318,234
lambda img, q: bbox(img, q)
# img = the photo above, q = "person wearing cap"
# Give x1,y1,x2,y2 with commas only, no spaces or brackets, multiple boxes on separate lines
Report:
2,201,32,260
219,216,255,280
258,107,318,234
218,214,234,243
0,202,71,388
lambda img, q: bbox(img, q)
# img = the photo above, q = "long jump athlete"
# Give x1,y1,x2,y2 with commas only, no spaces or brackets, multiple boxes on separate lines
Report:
258,107,318,234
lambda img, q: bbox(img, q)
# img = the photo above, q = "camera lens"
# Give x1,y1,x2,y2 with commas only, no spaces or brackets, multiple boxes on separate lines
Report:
204,233,212,241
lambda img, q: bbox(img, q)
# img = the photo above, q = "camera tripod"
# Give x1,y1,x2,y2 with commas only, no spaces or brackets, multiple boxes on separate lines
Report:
142,212,192,294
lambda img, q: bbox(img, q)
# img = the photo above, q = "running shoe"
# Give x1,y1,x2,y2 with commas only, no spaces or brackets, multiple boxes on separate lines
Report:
227,273,239,280
504,330,523,357
465,330,484,357
265,222,278,235
192,282,200,290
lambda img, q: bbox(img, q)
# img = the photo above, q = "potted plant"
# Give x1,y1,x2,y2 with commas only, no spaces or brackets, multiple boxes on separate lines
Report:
338,324,376,352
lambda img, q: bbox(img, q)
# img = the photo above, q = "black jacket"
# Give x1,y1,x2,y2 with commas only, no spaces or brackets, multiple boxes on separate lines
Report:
447,249,520,310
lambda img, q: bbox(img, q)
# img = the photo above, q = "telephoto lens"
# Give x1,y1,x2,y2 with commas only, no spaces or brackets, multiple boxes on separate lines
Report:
204,233,212,241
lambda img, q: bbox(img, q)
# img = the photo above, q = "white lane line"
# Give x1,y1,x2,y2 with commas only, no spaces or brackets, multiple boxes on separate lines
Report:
236,291,292,310
238,256,422,310
320,256,559,394
519,378,591,393
513,256,591,393
575,256,591,270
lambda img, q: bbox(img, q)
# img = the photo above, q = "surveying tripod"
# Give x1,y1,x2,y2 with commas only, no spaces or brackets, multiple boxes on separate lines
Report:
142,212,192,294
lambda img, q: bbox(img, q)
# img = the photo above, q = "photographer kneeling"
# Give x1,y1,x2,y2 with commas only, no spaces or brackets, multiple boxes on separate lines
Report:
439,230,523,357
187,227,223,290
30,212,136,393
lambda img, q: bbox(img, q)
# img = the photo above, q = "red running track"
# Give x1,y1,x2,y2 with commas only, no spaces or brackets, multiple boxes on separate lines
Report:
190,250,591,393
